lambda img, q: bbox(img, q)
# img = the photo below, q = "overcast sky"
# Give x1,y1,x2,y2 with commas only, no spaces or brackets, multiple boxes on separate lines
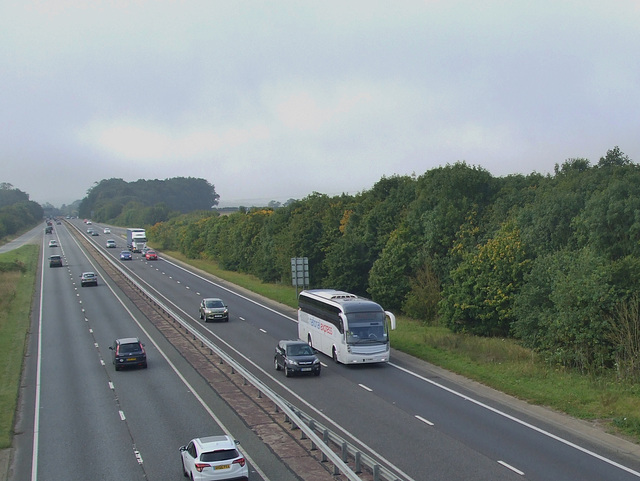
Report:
2,1,639,207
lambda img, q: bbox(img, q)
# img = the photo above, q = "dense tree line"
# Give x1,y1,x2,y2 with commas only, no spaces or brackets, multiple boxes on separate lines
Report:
0,183,43,240
148,147,640,378
78,177,219,223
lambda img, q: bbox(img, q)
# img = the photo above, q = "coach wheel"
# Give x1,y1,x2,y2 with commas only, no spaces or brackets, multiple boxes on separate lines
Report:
332,347,338,363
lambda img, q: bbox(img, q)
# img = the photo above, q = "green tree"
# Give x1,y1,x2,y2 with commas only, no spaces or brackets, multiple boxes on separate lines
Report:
441,220,530,336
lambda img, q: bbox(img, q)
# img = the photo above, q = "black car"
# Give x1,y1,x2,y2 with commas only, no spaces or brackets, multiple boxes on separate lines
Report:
109,337,147,371
49,255,63,267
274,340,321,377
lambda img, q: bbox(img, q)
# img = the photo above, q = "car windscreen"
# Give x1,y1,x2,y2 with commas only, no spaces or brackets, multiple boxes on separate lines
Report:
287,344,314,356
205,300,224,308
200,449,239,462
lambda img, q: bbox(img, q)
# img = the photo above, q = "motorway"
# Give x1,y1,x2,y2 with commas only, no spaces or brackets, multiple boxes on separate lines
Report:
8,220,640,480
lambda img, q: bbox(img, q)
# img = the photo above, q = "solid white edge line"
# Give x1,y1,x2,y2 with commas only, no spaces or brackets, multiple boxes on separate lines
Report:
358,383,373,392
31,242,46,481
389,362,640,478
498,460,525,475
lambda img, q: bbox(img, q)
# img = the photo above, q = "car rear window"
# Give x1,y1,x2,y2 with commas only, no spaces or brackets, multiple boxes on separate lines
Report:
200,449,239,462
120,343,142,353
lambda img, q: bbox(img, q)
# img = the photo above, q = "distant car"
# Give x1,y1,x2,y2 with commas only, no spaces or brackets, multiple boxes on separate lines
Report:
48,240,58,248
104,228,111,234
91,230,99,236
86,220,92,224
80,271,98,287
199,298,229,322
106,239,117,248
145,250,158,260
87,228,94,234
49,255,63,268
120,251,132,261
179,435,248,481
109,337,147,371
274,340,321,377
45,226,53,234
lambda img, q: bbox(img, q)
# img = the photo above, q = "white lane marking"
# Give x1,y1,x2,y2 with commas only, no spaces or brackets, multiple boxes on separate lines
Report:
100,359,105,366
134,450,143,464
358,384,372,392
119,410,126,420
415,415,434,426
94,343,99,348
389,362,640,478
259,328,267,333
108,382,114,390
498,460,524,475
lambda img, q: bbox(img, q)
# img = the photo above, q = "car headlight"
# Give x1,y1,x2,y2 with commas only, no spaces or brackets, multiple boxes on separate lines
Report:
286,359,298,365
313,358,320,365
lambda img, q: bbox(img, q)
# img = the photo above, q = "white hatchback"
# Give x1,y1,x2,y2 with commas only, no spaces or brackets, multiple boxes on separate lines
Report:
180,435,248,481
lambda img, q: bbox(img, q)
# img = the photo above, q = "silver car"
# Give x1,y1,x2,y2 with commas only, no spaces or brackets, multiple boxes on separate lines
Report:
199,298,229,322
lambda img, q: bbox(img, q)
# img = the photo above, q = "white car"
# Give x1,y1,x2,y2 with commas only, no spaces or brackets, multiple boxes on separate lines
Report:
180,435,248,481
104,228,111,234
48,240,58,248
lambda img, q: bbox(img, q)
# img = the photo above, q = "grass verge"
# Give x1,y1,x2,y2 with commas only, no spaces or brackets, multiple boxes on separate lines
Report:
0,245,38,448
166,250,640,444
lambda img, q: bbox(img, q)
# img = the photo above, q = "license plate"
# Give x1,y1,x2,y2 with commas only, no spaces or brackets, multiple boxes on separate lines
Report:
126,358,136,361
215,465,230,470
301,368,311,371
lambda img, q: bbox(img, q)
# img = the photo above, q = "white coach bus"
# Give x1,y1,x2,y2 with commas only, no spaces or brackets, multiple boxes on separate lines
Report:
298,289,396,364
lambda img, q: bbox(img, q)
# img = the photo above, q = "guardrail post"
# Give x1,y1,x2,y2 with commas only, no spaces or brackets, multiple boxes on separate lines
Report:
341,441,348,462
308,420,316,450
321,430,329,462
373,464,380,481
354,451,362,473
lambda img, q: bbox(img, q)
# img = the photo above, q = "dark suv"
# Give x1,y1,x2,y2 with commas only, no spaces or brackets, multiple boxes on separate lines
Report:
109,337,147,371
274,340,321,377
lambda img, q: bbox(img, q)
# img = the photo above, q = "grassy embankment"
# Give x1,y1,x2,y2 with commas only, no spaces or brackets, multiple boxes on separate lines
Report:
0,245,38,448
167,250,640,444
